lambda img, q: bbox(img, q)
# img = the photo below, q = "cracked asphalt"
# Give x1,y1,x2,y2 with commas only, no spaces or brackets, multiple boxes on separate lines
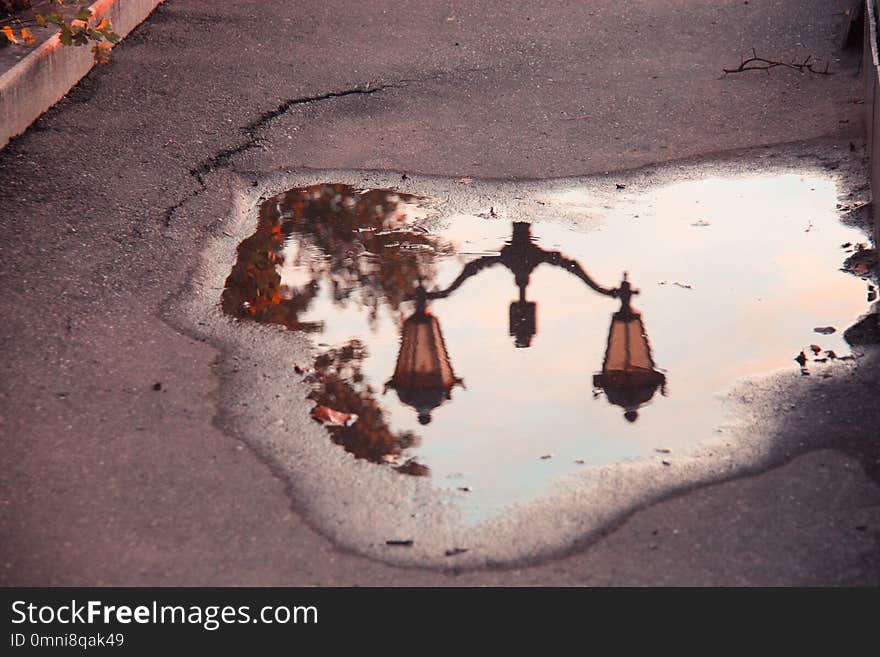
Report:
1,0,878,585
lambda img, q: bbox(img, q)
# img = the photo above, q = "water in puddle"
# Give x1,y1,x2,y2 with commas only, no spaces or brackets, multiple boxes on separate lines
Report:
221,177,870,520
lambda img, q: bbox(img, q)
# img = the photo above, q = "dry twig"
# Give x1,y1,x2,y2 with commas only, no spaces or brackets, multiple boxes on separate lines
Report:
723,49,832,75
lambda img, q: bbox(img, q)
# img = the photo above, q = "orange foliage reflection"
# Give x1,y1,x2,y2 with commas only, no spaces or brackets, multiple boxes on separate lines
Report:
221,183,448,329
308,340,428,476
221,184,445,476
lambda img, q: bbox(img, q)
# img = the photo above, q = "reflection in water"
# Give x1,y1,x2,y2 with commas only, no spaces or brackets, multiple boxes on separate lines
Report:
222,183,446,471
384,287,463,425
221,183,445,330
221,176,872,517
223,186,666,466
308,340,428,475
424,221,620,348
592,275,667,423
403,222,666,423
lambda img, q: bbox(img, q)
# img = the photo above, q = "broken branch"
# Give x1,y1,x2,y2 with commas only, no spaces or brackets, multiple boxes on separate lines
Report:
723,49,832,75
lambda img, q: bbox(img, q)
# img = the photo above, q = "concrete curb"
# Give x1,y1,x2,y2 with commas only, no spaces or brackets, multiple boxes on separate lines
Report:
0,0,164,149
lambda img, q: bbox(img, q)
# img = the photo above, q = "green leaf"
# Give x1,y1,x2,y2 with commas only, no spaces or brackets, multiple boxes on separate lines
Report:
42,13,65,26
59,24,72,45
94,19,120,43
35,14,47,27
75,8,93,21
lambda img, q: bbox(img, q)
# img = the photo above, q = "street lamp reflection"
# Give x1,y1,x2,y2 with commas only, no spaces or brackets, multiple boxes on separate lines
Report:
384,287,464,425
387,222,668,425
592,275,666,422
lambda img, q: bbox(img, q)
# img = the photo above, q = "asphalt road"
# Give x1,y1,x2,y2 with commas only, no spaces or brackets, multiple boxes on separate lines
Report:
0,0,877,585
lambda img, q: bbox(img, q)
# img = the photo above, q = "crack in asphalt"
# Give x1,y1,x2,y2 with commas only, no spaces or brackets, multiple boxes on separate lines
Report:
163,84,396,226
161,67,495,226
243,86,394,135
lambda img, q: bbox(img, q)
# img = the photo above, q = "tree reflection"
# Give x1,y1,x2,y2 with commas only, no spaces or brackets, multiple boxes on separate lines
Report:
221,183,450,329
308,340,428,476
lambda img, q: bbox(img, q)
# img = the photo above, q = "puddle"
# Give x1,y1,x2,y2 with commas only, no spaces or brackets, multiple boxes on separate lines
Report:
219,177,870,520
178,158,875,568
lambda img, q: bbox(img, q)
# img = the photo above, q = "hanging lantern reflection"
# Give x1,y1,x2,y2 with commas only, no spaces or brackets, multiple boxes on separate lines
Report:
388,224,668,425
385,287,463,425
593,274,666,422
509,288,537,348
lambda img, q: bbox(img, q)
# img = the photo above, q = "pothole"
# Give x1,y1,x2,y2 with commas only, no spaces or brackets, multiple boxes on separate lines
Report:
175,157,876,568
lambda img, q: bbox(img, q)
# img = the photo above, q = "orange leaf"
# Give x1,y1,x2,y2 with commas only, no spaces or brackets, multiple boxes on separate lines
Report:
311,405,358,427
1,25,18,44
91,42,112,64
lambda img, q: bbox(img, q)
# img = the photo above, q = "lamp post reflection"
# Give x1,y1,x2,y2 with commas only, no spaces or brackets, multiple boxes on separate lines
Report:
384,286,464,425
387,221,668,425
423,221,621,347
592,275,666,422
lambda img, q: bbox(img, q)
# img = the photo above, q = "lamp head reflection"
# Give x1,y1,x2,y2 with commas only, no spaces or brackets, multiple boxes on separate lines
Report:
593,274,666,422
385,287,463,425
509,290,537,348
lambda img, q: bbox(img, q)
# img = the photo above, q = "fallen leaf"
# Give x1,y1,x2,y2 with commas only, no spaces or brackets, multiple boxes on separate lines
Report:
454,177,473,184
540,454,552,460
386,539,413,546
1,25,18,44
794,351,807,367
691,219,711,227
810,344,822,354
814,326,836,335
311,405,357,427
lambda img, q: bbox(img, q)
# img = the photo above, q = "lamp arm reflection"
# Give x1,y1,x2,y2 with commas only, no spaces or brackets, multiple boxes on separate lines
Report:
422,255,503,300
540,251,621,298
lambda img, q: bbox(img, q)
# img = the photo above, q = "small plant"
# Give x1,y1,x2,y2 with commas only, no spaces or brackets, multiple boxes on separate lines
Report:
1,1,120,64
